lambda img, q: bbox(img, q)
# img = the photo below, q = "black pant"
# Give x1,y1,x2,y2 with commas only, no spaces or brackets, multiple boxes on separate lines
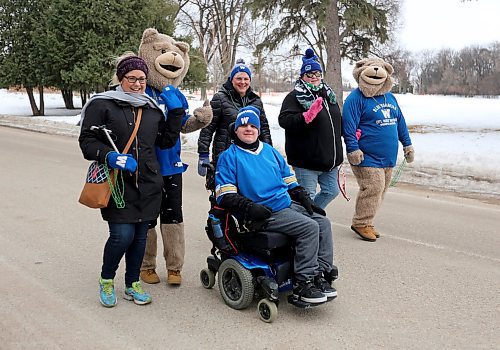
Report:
160,173,183,223
149,173,183,230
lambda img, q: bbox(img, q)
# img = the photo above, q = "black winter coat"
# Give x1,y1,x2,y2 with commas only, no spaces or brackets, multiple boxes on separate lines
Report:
279,89,344,172
79,98,182,223
197,81,272,163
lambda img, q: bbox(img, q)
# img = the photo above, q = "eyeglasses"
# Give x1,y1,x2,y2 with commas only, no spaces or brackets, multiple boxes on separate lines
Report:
304,71,322,78
123,76,147,84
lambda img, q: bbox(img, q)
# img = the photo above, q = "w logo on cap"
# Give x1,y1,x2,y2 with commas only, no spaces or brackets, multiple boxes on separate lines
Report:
235,106,261,131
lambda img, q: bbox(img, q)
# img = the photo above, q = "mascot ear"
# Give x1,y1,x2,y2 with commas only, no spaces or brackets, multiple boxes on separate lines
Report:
384,61,394,76
355,59,368,69
141,28,158,44
353,59,368,82
175,41,190,54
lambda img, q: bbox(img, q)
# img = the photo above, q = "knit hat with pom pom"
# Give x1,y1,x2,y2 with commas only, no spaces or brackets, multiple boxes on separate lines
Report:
229,58,252,81
300,48,322,76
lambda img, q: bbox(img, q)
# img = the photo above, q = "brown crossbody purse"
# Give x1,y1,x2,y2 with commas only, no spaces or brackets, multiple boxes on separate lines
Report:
78,108,142,208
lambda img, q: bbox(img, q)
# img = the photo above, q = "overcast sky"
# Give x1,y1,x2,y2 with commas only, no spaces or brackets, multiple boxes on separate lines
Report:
399,0,500,52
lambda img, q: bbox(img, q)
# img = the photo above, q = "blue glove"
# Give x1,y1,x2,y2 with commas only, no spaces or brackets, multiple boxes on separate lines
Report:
160,85,182,111
107,152,137,172
198,153,210,176
174,88,189,111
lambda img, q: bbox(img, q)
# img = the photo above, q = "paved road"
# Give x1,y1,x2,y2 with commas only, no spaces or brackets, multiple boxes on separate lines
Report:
0,127,499,350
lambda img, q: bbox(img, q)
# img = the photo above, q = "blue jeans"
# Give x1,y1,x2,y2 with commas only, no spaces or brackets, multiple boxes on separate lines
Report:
294,166,340,209
265,203,334,281
101,222,149,287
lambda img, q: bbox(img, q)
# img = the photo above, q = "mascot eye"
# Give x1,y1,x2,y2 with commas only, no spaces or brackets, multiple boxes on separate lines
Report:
161,49,167,54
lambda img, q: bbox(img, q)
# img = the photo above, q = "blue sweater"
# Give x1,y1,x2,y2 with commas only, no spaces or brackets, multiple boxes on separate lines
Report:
342,88,412,168
215,142,298,212
146,86,189,176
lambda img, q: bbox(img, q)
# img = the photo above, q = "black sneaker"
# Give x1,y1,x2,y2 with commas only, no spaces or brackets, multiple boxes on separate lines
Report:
314,275,337,300
293,280,327,304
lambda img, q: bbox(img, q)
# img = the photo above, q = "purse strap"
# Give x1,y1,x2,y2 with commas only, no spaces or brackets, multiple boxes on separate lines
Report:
122,107,142,153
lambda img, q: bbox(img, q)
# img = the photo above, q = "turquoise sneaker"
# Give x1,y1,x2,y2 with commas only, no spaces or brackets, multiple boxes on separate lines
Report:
99,278,117,308
124,281,152,305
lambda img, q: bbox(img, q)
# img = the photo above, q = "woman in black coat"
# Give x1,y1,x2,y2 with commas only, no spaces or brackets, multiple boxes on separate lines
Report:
278,49,344,210
79,54,183,308
197,60,272,184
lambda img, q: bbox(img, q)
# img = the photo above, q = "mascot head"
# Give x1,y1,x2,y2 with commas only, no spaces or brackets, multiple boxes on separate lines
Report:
353,57,394,97
138,28,190,90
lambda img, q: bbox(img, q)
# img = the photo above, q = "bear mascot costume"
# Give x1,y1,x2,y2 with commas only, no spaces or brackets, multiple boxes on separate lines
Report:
342,57,414,242
138,28,212,285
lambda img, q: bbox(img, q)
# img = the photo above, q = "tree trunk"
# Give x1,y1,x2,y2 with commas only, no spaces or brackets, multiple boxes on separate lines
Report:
324,0,343,110
80,89,88,106
38,86,45,116
26,87,41,116
61,89,74,109
200,86,207,101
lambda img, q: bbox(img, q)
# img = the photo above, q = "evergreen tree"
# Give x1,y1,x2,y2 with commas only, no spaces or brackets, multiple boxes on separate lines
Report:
44,0,178,108
0,0,178,114
0,0,51,115
248,0,399,107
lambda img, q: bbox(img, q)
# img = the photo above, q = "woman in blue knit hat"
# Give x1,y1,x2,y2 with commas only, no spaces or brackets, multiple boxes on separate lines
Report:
278,48,344,210
197,59,273,189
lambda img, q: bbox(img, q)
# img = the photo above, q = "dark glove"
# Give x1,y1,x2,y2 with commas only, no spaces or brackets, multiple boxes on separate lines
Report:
107,152,137,172
289,186,326,216
198,153,210,176
246,203,272,222
159,85,182,110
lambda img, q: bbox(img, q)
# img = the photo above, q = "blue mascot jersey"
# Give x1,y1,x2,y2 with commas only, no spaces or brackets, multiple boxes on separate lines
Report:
342,88,412,168
145,86,189,176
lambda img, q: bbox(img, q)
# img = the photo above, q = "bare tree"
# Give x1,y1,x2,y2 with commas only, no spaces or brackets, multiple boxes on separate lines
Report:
178,0,250,92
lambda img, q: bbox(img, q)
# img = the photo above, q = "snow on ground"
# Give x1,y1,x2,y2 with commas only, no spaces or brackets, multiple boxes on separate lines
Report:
1,89,499,199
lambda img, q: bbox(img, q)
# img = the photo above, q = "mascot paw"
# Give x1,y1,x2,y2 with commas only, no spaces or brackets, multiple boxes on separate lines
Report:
403,145,415,163
181,100,213,133
347,150,364,165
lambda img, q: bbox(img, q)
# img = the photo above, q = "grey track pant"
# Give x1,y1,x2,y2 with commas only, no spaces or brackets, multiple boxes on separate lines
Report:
265,202,334,282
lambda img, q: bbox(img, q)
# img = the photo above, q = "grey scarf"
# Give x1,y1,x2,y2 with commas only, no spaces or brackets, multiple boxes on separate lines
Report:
80,85,161,123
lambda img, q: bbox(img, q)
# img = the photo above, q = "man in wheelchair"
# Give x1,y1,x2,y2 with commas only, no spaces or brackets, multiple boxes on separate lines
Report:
215,106,337,304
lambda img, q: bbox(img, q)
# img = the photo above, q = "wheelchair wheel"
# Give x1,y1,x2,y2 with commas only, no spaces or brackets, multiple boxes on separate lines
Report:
257,299,278,323
218,259,254,310
200,268,216,289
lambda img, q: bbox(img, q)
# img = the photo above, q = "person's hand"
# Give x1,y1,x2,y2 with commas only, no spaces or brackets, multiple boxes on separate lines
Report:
107,152,137,172
347,149,364,165
404,145,415,163
197,153,210,176
159,85,183,111
303,97,323,124
355,128,362,140
289,187,326,216
246,203,272,222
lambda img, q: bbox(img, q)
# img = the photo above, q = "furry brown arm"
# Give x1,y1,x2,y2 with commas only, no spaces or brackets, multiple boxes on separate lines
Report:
181,99,213,134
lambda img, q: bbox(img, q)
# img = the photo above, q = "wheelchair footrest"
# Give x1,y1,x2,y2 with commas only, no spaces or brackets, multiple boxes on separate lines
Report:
287,294,325,308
